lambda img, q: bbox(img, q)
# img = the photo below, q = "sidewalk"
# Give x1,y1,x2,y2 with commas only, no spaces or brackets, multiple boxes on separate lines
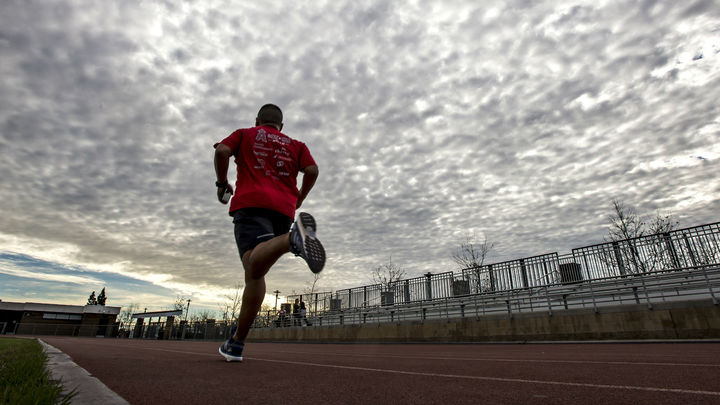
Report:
40,339,130,405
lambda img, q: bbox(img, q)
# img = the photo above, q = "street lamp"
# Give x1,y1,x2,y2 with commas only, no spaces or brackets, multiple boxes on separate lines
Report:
185,299,191,322
274,290,280,315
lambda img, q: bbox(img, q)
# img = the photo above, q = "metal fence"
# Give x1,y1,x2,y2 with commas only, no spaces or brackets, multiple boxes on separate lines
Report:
255,222,717,332
285,292,334,316
324,272,457,311
572,223,720,279
456,222,720,293
307,264,720,327
460,253,562,293
291,223,719,319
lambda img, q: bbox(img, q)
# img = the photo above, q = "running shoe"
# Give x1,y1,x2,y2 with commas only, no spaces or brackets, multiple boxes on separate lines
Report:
219,338,244,362
290,212,325,273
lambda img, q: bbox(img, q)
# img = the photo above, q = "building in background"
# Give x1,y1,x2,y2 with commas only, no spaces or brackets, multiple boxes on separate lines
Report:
0,299,121,337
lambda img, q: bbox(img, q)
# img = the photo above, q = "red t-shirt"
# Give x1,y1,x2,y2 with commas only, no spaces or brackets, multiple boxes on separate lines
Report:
215,125,316,219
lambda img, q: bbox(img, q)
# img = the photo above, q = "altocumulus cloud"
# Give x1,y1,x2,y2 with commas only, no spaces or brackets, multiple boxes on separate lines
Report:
0,0,718,309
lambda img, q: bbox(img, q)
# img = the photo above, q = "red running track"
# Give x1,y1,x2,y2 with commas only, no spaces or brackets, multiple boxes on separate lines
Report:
41,337,720,405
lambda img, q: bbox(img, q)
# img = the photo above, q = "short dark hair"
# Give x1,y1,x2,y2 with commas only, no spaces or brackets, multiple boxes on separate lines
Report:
257,104,283,125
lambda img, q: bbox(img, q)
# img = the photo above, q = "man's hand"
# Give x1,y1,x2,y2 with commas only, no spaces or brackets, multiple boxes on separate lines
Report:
217,184,234,204
214,143,234,204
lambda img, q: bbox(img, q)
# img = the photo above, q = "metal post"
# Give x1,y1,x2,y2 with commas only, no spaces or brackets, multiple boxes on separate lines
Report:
425,272,433,301
544,286,553,316
314,293,318,317
274,290,280,315
587,278,598,313
664,232,681,269
520,259,529,288
683,233,698,267
613,242,627,276
639,276,653,309
700,265,718,305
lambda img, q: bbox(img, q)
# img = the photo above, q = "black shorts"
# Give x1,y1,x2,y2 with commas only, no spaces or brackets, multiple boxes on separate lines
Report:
232,208,293,258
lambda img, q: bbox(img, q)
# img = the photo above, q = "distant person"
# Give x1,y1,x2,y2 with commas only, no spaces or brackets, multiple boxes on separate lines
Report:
215,104,326,362
293,298,301,326
299,300,309,326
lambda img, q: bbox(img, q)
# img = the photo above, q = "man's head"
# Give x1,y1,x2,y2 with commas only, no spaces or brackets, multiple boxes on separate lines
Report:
256,104,283,130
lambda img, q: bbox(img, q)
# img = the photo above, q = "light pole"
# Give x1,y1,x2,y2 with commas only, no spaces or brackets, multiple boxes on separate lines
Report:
185,299,191,322
274,290,280,315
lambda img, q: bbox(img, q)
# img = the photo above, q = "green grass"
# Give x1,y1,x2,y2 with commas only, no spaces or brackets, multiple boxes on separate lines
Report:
0,337,75,405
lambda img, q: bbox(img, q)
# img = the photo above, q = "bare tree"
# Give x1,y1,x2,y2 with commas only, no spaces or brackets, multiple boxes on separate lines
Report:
218,282,243,323
606,199,647,274
607,199,646,241
118,303,139,330
452,232,494,293
303,272,323,315
190,309,216,323
173,295,189,311
645,210,681,270
309,272,322,296
371,257,406,292
647,210,680,235
452,232,494,269
606,199,680,273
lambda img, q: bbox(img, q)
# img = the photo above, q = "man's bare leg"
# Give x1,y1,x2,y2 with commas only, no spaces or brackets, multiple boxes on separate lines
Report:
232,233,290,342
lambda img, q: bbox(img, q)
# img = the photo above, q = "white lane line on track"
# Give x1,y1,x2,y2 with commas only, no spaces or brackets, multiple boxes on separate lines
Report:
138,347,720,397
264,349,720,368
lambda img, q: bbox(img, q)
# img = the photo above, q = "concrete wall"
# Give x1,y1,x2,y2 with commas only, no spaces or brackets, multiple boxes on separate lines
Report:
247,300,720,343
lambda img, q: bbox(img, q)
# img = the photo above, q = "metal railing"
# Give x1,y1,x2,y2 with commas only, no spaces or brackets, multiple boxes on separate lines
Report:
294,222,719,315
284,222,720,327
308,264,720,327
284,292,334,318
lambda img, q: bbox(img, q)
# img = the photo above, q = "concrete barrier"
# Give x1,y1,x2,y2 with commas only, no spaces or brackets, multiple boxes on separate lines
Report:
247,299,720,343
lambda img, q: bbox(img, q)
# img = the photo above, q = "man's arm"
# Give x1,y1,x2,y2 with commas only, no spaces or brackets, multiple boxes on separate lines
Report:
214,143,234,204
296,165,319,209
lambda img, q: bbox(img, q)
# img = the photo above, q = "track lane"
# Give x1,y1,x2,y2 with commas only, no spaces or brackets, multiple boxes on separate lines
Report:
41,338,720,405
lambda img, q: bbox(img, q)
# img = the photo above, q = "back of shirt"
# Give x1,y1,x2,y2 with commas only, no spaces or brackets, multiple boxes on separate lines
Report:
216,125,316,219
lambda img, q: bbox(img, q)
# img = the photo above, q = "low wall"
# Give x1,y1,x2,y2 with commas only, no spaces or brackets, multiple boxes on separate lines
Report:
247,300,720,343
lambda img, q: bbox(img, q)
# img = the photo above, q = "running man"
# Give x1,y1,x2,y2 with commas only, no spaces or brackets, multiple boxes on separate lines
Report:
214,104,325,362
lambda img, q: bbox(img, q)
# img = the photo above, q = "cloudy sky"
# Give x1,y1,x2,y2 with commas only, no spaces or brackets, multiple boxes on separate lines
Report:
1,0,718,315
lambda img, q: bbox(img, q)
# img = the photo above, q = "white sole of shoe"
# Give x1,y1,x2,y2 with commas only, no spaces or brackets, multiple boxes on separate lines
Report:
218,346,243,362
297,213,325,273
